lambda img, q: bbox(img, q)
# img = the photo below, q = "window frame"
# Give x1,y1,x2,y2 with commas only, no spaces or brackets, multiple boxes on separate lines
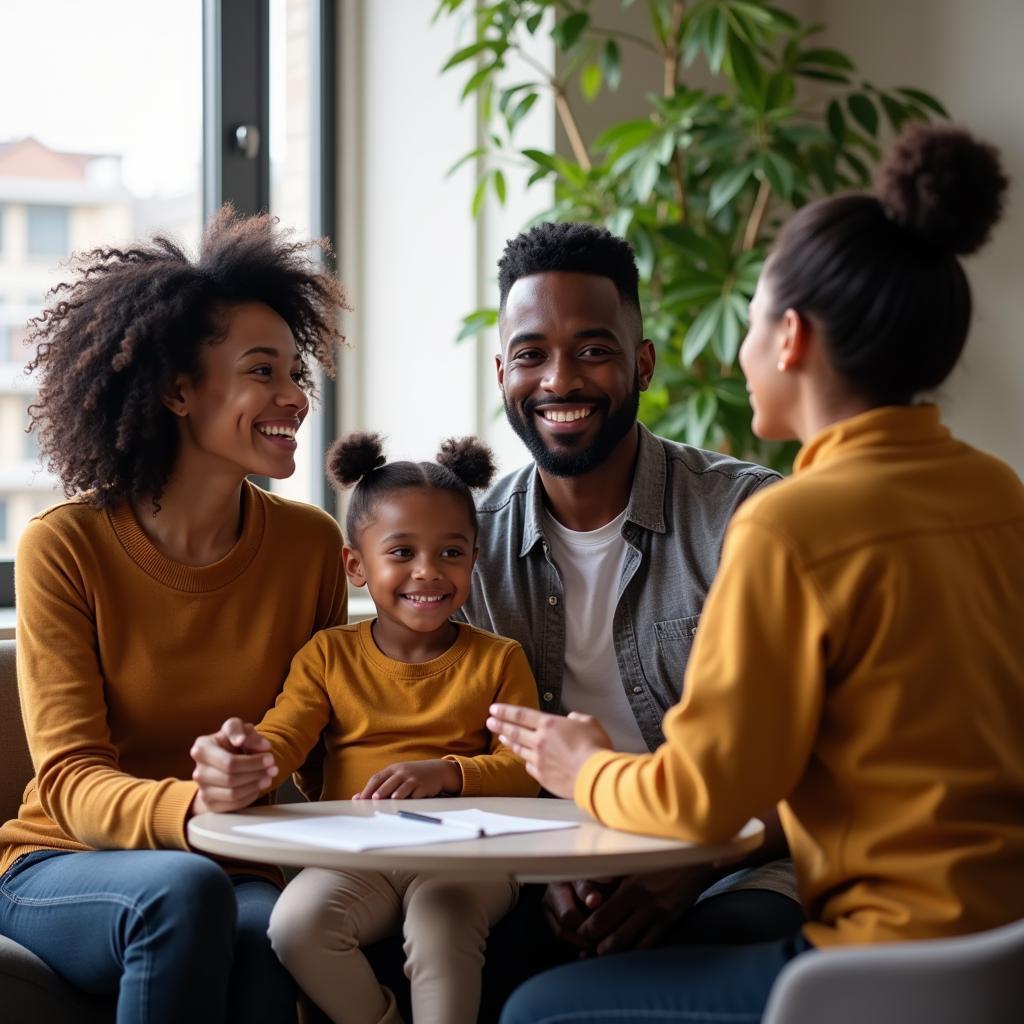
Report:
1,0,340,608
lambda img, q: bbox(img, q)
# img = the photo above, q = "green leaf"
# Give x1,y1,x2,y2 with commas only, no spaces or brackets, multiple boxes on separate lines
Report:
607,207,634,238
827,99,846,143
727,33,764,106
847,93,879,135
879,93,908,131
796,68,851,84
660,226,726,271
581,62,603,101
442,40,493,72
714,377,750,406
798,47,855,71
686,391,719,447
521,148,559,173
708,161,754,215
498,82,533,116
631,153,662,203
661,279,725,309
777,123,831,146
596,119,660,152
707,8,728,73
712,302,741,364
600,39,622,90
726,291,750,325
445,147,485,177
492,168,507,204
461,62,498,101
507,92,539,131
455,307,499,342
471,172,491,218
632,224,656,280
761,6,801,32
764,71,795,111
552,11,589,51
896,87,948,117
759,150,795,200
841,148,870,182
683,300,723,365
525,11,543,34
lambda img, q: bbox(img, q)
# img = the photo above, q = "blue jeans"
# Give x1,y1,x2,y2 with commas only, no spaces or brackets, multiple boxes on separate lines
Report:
0,849,296,1024
499,932,814,1024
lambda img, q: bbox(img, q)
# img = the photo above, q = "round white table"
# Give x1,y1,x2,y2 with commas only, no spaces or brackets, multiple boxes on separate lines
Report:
189,797,764,882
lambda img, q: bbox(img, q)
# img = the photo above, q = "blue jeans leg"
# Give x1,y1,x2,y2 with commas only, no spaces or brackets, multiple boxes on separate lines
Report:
499,933,813,1024
230,874,297,1023
0,849,292,1024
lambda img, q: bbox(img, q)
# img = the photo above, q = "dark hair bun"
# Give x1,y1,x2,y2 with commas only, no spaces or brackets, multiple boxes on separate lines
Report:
437,436,496,491
877,123,1008,256
326,432,386,490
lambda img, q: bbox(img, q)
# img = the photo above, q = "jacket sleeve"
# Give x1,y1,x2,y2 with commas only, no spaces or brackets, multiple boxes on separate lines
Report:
574,515,829,843
16,519,197,851
446,642,541,797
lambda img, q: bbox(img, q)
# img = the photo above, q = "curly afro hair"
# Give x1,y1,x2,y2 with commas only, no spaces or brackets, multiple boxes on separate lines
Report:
765,123,1007,404
26,205,350,508
497,222,642,327
325,432,496,545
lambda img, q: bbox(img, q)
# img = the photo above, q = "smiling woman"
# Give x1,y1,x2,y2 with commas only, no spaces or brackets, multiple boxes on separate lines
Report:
0,207,353,1022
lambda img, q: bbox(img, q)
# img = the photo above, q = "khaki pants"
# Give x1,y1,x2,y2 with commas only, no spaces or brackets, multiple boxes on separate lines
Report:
268,866,518,1024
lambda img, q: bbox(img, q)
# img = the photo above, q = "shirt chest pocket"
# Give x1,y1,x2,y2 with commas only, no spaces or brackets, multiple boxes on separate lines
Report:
647,614,702,707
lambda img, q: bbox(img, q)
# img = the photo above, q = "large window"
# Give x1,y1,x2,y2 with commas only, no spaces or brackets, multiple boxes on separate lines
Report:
1,0,341,619
0,0,203,567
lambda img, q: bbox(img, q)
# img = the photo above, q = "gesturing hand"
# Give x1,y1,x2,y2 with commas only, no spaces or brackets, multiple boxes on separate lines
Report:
189,717,278,815
354,758,463,800
486,704,612,798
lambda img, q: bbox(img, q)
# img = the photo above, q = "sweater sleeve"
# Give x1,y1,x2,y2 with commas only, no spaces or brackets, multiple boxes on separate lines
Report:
574,516,829,843
255,634,335,786
15,519,197,851
446,642,541,798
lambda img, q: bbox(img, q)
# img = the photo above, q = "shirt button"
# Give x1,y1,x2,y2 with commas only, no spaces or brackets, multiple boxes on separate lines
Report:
543,692,554,703
633,686,642,694
547,595,558,606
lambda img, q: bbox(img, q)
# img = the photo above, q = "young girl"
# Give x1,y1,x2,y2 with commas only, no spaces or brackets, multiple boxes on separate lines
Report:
489,123,1024,1023
192,433,540,1024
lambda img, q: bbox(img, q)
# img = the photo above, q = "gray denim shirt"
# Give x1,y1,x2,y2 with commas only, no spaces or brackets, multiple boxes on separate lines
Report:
458,424,780,751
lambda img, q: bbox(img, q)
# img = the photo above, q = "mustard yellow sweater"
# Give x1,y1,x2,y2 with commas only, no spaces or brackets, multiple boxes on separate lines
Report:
256,620,540,799
0,482,347,876
575,406,1024,946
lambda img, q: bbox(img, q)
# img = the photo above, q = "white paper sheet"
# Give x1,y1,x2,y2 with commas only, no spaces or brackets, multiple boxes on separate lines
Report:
232,809,579,852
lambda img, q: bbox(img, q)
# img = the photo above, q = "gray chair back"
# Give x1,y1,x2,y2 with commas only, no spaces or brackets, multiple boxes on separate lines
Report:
762,916,1024,1024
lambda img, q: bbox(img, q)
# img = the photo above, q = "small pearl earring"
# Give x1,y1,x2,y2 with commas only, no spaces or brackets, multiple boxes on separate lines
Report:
777,360,786,372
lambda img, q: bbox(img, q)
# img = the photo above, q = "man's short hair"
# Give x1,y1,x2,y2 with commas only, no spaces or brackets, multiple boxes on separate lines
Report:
497,222,641,321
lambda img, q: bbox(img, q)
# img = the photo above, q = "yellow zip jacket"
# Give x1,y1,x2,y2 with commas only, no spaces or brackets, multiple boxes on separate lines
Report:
575,405,1024,946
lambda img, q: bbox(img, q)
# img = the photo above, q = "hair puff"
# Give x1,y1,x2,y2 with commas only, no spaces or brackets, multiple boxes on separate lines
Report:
327,432,386,490
877,123,1008,256
436,436,496,491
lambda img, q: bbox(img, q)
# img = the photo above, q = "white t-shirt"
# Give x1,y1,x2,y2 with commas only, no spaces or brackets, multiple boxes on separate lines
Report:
543,508,649,754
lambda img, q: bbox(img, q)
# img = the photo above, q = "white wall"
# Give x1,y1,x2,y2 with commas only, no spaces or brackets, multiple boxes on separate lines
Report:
806,0,1024,475
335,0,554,476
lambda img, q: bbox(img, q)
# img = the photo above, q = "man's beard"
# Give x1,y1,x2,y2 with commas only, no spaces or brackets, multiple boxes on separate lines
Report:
503,376,640,478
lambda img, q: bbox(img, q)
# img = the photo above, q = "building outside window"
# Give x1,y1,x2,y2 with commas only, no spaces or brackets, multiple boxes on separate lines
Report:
26,204,70,258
